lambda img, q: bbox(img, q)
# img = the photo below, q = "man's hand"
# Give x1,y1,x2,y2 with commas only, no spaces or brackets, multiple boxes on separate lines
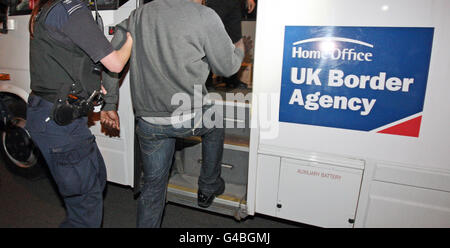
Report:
243,36,253,53
247,0,256,13
101,110,120,131
234,38,245,54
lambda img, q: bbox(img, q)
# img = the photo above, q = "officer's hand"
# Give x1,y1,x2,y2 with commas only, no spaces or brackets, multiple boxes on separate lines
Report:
101,110,120,131
126,32,133,46
247,0,256,13
101,85,107,95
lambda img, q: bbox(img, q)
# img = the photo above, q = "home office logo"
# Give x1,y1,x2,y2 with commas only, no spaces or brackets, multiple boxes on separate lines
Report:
279,26,434,137
292,37,374,62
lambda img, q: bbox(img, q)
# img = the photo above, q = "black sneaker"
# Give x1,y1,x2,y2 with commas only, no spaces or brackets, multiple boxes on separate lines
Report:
197,178,225,208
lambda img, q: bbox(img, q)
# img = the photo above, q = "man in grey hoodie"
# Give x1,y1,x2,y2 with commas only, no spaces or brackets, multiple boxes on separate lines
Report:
101,0,244,228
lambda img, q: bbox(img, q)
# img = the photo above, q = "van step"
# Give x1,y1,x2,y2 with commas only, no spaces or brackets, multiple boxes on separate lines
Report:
167,174,248,220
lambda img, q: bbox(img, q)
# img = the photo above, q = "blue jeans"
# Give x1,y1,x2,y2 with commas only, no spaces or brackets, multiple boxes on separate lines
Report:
25,95,107,228
135,107,225,228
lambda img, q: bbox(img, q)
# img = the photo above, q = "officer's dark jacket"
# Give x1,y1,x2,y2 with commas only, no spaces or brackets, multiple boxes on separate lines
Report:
30,0,100,103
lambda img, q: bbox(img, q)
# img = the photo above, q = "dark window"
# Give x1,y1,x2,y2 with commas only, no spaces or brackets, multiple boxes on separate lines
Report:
9,0,32,16
0,0,7,33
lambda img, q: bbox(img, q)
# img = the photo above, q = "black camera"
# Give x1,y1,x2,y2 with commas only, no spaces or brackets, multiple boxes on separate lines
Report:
52,90,104,126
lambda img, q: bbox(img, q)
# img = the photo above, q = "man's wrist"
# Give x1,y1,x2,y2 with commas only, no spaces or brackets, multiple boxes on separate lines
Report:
102,103,118,112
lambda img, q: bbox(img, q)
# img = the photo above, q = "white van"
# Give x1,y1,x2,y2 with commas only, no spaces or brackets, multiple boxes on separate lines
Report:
1,0,449,228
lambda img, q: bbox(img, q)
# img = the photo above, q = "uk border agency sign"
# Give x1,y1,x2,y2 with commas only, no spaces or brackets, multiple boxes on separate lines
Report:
279,26,434,137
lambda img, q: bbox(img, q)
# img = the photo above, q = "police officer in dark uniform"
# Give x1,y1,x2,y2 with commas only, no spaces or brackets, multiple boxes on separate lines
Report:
26,0,132,227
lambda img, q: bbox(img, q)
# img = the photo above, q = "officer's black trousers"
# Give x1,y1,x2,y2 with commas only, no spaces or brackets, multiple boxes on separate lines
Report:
25,94,107,228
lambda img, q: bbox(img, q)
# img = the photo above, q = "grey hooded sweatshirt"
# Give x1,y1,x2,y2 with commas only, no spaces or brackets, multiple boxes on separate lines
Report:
102,0,244,117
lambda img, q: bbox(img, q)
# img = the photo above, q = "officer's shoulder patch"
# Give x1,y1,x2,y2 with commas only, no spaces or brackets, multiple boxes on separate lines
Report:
61,0,86,16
